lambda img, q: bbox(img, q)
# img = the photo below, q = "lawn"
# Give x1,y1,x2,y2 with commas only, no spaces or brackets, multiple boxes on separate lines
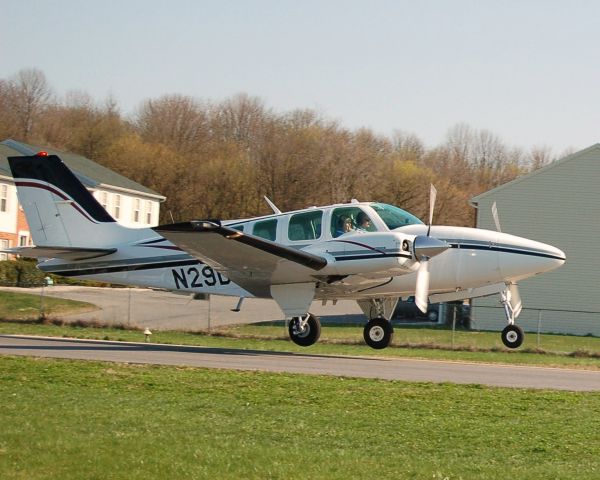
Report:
0,355,599,480
0,291,96,320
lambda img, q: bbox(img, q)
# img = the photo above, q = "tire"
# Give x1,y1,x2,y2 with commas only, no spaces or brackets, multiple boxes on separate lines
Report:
288,314,321,347
363,318,394,349
501,324,524,349
427,310,438,322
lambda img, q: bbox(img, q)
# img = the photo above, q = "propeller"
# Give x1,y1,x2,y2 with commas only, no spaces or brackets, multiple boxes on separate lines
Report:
491,201,502,232
414,184,448,313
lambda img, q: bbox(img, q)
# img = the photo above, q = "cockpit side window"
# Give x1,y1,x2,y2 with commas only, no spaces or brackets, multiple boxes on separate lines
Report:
288,210,323,241
252,219,278,241
371,203,424,229
331,207,376,237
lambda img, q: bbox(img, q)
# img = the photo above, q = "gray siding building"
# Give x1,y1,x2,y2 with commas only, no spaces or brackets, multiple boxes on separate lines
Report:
471,144,600,336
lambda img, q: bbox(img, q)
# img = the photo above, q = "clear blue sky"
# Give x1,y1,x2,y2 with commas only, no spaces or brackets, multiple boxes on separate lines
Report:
2,0,599,154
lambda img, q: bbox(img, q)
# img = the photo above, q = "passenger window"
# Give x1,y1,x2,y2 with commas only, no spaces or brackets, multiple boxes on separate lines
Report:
252,219,278,241
230,224,245,232
288,211,323,241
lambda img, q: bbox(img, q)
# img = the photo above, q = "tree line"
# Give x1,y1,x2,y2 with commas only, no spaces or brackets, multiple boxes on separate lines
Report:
0,68,565,226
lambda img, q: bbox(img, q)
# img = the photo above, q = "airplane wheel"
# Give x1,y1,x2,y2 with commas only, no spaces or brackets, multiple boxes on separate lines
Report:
363,318,394,350
501,324,524,349
289,314,321,347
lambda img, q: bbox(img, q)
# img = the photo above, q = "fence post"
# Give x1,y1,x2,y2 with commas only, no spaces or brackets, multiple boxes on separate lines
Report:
451,304,457,350
207,294,211,331
537,310,542,348
39,283,45,319
127,287,132,326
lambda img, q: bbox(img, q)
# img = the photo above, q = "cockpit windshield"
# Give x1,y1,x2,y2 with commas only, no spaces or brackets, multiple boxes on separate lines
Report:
371,203,424,229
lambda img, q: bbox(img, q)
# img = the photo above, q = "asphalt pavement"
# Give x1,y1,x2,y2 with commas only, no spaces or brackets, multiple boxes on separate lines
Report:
1,335,599,391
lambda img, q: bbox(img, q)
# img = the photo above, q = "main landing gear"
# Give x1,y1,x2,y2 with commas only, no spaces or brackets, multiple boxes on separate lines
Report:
363,318,394,349
289,313,321,347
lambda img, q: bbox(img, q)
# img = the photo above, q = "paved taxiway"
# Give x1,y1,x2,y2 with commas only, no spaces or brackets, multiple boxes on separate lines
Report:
1,335,599,391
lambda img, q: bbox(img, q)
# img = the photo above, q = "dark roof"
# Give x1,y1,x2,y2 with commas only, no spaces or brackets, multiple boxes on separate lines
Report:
0,139,164,199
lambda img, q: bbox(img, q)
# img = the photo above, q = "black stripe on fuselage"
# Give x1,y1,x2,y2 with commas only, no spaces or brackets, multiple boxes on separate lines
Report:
447,242,564,261
334,253,412,261
42,259,200,277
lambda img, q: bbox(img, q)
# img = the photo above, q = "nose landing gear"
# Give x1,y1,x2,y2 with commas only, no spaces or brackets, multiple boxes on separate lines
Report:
501,324,524,349
500,284,524,349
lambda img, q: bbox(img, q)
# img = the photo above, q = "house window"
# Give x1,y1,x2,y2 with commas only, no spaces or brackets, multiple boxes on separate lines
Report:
0,184,7,212
0,239,9,261
145,201,152,224
100,191,109,210
133,199,141,223
114,194,121,219
19,235,28,247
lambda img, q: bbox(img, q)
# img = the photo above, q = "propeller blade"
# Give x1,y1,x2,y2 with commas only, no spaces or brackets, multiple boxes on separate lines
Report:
427,184,437,236
492,201,502,232
415,260,430,313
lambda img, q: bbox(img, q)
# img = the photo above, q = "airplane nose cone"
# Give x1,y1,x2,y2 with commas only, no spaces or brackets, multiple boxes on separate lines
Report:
498,234,566,281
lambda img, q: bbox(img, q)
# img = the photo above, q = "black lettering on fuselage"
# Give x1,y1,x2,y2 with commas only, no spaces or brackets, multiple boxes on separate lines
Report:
171,265,231,289
172,269,188,289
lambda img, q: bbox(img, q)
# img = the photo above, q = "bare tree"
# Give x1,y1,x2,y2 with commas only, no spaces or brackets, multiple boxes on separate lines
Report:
5,68,53,141
135,94,209,154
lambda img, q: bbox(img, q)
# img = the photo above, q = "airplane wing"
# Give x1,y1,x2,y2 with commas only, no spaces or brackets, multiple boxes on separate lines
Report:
154,221,328,296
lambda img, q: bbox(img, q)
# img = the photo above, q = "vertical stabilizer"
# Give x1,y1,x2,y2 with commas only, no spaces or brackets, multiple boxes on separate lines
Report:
8,154,151,247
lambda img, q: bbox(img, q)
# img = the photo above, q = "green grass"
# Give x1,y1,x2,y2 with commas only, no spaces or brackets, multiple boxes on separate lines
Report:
0,355,599,480
0,291,96,320
226,322,600,354
1,320,599,370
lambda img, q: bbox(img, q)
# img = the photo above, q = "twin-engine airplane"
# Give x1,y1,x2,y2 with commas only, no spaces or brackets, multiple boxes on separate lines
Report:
4,152,566,350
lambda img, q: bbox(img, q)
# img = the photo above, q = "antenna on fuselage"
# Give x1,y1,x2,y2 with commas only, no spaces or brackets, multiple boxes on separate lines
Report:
264,196,282,214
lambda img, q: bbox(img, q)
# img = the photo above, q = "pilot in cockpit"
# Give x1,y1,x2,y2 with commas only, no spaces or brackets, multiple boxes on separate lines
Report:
335,215,354,237
356,211,372,232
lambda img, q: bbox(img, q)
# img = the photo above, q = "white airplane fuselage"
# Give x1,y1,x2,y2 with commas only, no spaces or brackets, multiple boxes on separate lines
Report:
36,222,564,301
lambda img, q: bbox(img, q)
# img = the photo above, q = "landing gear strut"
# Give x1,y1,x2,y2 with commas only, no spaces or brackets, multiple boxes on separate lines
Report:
363,318,394,349
288,313,321,347
500,285,524,349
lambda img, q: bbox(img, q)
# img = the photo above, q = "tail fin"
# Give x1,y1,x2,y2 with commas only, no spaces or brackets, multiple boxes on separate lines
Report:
9,154,149,248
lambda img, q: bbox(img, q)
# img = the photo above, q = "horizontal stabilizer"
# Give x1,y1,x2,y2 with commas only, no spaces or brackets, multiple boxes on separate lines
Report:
2,246,117,261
